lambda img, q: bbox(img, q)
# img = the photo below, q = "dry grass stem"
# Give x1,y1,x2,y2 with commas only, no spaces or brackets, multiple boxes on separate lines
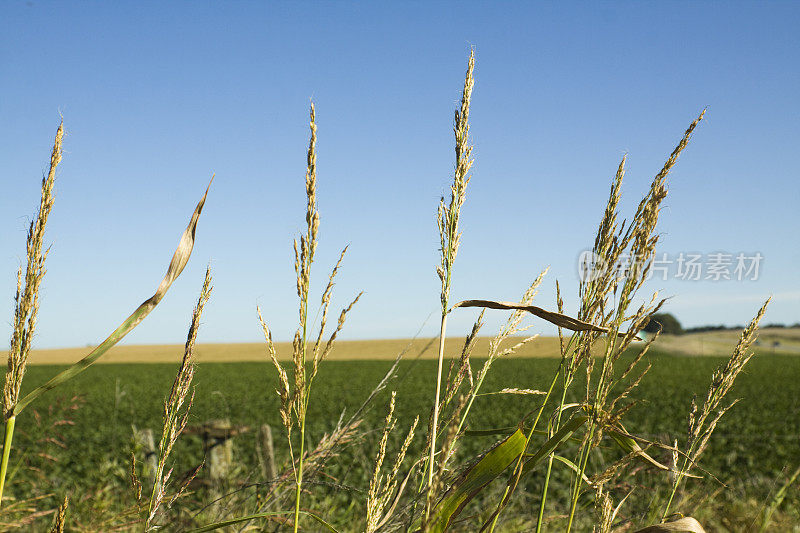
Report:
662,297,770,519
366,392,419,533
4,121,63,419
493,388,546,396
435,50,475,310
258,309,293,435
594,486,613,533
256,103,361,533
49,495,68,533
523,111,707,533
311,246,349,374
428,48,475,505
130,452,143,502
0,122,63,509
316,291,363,375
443,312,483,408
146,267,213,529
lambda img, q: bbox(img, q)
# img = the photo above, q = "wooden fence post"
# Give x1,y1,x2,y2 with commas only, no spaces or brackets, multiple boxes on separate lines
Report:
257,424,276,481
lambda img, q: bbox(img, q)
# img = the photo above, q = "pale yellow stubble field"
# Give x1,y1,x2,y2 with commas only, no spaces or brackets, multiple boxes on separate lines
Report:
25,328,800,365
28,336,559,365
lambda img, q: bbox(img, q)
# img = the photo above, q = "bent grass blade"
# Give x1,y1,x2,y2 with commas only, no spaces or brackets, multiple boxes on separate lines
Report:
189,510,340,533
13,179,212,416
452,300,630,337
424,428,527,533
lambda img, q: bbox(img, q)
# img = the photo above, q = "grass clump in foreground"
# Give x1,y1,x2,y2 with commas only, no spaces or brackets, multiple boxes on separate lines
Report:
1,52,787,532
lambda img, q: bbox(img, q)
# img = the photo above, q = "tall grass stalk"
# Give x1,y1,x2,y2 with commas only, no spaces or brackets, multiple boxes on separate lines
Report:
563,111,706,532
534,288,583,532
486,154,629,531
1,120,210,513
482,111,706,532
441,130,675,532
427,49,474,515
146,267,212,529
662,298,770,520
366,391,418,533
258,103,360,533
292,103,319,533
0,122,63,507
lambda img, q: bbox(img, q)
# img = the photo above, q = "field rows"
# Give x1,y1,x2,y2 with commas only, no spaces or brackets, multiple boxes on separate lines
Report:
10,351,800,529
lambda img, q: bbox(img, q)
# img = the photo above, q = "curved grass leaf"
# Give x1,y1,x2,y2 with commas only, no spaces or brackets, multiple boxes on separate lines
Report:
188,510,339,532
452,300,629,337
425,428,527,533
463,426,519,437
551,454,592,485
481,416,589,531
607,425,699,478
608,427,671,471
634,516,706,533
13,180,212,416
476,415,592,531
759,463,800,532
519,415,589,478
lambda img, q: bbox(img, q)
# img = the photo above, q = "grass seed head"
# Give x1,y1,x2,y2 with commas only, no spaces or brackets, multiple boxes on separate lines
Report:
686,297,769,464
147,267,212,530
49,495,68,533
437,49,475,311
4,122,63,420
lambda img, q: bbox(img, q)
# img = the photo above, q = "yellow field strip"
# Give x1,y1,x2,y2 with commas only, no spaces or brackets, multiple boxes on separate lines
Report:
28,336,564,365
25,328,799,365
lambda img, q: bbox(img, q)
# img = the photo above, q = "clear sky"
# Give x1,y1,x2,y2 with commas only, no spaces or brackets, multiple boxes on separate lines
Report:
1,1,798,349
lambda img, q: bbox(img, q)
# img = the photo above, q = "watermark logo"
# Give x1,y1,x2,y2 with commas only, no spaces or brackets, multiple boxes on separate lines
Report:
577,251,763,282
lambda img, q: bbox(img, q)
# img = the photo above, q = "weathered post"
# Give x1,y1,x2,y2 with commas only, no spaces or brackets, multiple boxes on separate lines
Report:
257,424,276,481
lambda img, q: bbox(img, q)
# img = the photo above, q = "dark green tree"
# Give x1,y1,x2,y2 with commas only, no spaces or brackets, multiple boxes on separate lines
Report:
644,312,683,335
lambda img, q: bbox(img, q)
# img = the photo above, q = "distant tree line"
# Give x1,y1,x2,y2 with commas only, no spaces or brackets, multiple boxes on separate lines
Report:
643,313,684,335
643,313,799,336
684,322,800,333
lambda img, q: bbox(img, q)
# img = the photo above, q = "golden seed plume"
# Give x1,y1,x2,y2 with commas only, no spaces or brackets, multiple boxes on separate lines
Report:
4,122,63,419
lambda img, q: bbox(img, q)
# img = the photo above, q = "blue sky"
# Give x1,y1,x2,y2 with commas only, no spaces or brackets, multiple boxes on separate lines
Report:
1,1,798,349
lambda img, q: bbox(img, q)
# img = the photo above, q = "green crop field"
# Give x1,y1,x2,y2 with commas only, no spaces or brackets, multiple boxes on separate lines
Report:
9,350,800,530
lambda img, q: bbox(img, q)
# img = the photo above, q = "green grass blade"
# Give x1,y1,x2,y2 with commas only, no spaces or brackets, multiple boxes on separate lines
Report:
606,425,697,475
519,415,589,478
551,454,592,485
476,415,590,531
464,426,519,437
465,426,582,445
188,510,339,532
425,428,527,533
464,426,553,438
13,180,212,416
759,463,800,532
0,417,15,503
